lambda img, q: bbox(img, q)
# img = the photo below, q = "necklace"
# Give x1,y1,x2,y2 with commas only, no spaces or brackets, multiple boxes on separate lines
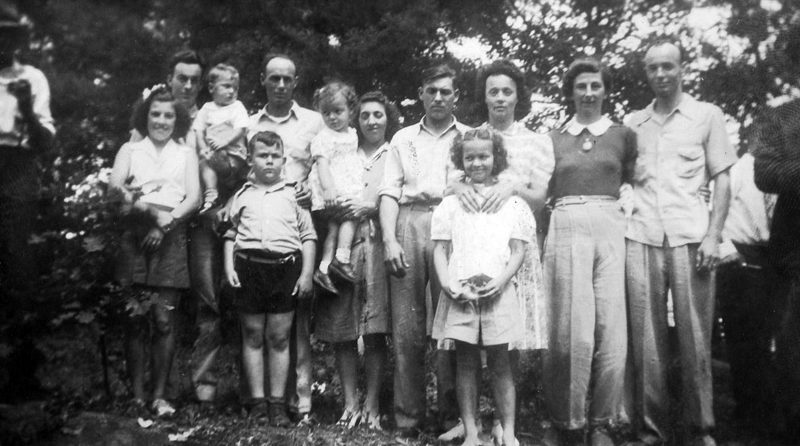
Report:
581,136,595,152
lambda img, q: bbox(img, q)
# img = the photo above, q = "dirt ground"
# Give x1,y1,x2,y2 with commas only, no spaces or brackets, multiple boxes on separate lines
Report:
0,315,796,446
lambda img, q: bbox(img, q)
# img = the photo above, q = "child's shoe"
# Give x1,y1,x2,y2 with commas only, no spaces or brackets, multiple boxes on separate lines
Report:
267,398,292,428
313,270,339,294
329,258,356,283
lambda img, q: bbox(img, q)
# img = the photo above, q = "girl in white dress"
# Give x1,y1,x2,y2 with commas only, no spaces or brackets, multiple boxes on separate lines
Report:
432,128,535,446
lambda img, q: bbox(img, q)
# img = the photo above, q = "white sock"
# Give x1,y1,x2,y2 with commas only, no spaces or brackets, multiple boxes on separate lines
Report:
319,260,330,274
335,248,351,264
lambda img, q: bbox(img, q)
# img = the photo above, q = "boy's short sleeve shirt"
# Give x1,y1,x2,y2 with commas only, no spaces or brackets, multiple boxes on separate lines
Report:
625,93,737,247
248,101,325,184
226,180,317,253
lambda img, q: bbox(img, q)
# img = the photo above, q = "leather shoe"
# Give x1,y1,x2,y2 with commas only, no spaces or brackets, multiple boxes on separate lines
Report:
329,259,357,283
313,270,338,294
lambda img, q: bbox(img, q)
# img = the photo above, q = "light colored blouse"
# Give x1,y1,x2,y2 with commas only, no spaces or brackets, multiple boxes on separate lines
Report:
120,137,193,209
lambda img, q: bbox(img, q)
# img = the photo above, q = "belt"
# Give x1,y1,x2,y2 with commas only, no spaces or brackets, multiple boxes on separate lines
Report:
553,195,617,207
402,199,442,212
236,250,299,265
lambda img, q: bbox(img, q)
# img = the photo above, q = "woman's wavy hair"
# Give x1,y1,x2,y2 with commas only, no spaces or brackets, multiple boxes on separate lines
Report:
355,90,401,144
474,59,531,122
561,56,612,103
450,128,508,177
130,85,192,141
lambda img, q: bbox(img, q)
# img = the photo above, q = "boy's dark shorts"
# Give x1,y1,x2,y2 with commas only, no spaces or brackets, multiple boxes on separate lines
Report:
234,250,302,314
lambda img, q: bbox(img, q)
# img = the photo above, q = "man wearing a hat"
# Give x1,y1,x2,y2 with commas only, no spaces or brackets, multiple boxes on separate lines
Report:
0,0,54,294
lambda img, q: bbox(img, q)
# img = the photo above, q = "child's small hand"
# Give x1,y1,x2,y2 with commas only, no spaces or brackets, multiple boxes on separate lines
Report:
444,283,464,301
225,266,241,288
207,134,225,151
475,278,505,300
293,273,313,300
140,227,164,253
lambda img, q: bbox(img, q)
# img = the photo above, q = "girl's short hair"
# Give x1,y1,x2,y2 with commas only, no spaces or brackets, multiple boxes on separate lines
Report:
355,90,402,143
207,63,239,86
248,130,284,155
561,57,612,103
313,81,358,115
450,128,508,176
130,85,192,141
475,59,531,122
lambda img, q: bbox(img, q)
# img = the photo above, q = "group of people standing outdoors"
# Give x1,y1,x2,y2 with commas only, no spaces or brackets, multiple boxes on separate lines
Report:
4,1,796,441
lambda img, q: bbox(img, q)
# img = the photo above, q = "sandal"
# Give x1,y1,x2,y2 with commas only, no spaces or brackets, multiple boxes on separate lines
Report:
336,408,362,429
151,398,176,418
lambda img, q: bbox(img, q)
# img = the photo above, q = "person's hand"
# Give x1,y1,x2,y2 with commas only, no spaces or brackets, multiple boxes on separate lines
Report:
225,265,241,288
696,235,721,272
206,134,226,151
697,185,712,204
294,182,312,209
322,188,338,208
719,250,744,266
140,227,164,253
443,282,464,301
155,210,175,230
293,273,314,300
383,239,408,277
8,79,33,116
481,182,515,213
475,278,505,300
453,182,484,213
338,197,375,220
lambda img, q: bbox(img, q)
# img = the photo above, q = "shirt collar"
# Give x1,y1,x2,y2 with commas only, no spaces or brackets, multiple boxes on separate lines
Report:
562,116,613,136
634,92,701,126
360,142,389,167
243,179,289,193
142,136,178,155
485,120,522,136
257,101,300,124
419,116,463,138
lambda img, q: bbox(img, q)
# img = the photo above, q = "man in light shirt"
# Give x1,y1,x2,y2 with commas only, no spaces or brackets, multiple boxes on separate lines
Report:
379,63,470,438
625,39,736,446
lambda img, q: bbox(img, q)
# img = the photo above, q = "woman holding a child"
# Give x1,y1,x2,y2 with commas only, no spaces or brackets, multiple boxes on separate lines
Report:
111,85,201,417
314,91,402,430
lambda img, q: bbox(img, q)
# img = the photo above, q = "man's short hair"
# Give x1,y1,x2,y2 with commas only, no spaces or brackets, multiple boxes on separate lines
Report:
167,49,206,76
644,37,685,63
207,63,239,86
420,63,456,86
248,130,284,155
261,52,294,74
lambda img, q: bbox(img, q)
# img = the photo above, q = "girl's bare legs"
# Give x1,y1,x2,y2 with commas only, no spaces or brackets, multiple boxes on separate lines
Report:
487,344,516,445
456,341,482,446
125,316,147,401
319,220,339,273
335,219,357,263
151,288,179,401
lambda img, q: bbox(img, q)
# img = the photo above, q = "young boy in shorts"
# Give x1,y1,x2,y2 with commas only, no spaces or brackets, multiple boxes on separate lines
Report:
223,130,316,426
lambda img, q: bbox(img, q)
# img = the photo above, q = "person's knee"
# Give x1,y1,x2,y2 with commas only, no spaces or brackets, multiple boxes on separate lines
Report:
266,328,291,351
242,325,264,349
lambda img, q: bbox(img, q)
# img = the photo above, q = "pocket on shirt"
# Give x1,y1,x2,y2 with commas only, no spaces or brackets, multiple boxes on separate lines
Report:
676,146,705,178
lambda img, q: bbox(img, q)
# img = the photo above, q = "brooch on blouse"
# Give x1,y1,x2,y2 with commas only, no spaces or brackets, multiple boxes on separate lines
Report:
581,137,595,152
